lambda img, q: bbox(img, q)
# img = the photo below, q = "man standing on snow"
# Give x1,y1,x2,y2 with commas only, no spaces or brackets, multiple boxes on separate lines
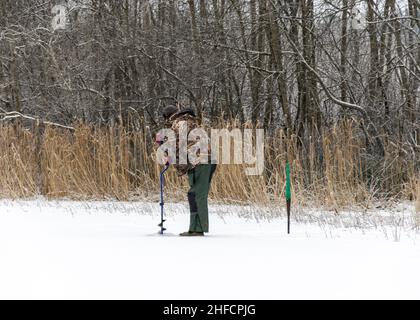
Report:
161,105,217,237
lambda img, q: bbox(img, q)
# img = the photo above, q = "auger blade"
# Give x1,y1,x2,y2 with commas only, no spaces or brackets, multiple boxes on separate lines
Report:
158,220,166,227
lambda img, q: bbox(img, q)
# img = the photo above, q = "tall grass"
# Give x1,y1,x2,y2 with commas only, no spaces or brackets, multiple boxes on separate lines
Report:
0,120,417,210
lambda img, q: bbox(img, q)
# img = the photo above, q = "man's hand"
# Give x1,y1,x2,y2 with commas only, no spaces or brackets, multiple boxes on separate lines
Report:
156,132,169,146
174,164,189,176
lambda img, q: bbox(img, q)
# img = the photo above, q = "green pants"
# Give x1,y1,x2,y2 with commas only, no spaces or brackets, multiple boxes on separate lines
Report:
187,164,217,233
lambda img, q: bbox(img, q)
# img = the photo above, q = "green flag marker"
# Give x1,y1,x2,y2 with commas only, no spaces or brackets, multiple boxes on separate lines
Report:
285,162,291,201
285,162,291,234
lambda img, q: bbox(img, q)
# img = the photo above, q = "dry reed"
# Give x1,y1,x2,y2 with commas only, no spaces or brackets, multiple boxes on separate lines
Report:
0,119,417,210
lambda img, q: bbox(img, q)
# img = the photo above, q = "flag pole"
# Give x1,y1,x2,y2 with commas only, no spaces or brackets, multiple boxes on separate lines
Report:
285,162,291,234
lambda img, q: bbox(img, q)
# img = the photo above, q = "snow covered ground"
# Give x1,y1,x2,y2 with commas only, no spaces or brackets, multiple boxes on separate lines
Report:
0,199,419,300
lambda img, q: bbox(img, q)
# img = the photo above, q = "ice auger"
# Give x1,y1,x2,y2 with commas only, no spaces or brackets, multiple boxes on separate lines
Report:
159,163,170,234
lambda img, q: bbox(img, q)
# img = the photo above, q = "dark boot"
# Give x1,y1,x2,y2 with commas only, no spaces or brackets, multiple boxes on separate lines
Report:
179,231,204,237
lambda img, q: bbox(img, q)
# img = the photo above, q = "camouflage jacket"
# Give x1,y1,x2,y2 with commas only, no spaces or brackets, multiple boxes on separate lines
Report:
169,111,210,176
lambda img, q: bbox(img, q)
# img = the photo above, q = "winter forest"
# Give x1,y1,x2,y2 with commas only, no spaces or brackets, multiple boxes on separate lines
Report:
0,0,419,208
1,0,420,301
